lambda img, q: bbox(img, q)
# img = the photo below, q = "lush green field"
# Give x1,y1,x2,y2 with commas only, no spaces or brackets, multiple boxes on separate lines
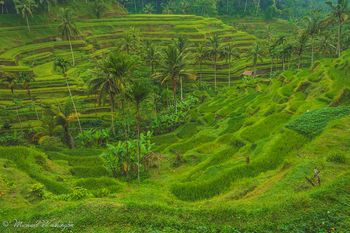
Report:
1,50,350,232
0,9,350,233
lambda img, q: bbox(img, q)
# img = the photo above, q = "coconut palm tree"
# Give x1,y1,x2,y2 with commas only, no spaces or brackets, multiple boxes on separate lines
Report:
38,0,56,13
194,44,207,84
175,36,189,100
1,72,17,95
206,33,222,90
295,31,309,69
143,41,160,75
143,3,154,14
54,57,82,133
304,16,321,66
129,79,150,185
325,0,349,57
121,27,142,55
0,0,5,14
156,44,189,113
280,43,294,70
93,0,106,18
175,36,188,55
18,72,34,98
14,0,37,32
58,8,79,66
55,102,78,149
247,42,264,77
0,72,22,127
194,43,206,85
222,43,240,87
18,72,39,120
88,52,134,136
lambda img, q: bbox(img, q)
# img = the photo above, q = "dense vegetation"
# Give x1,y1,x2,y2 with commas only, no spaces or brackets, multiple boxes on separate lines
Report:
0,0,350,232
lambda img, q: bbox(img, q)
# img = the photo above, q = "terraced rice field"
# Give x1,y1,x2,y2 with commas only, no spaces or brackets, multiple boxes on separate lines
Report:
0,15,291,130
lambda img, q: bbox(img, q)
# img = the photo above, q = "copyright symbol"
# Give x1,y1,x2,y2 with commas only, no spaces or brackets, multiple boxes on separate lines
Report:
2,221,9,227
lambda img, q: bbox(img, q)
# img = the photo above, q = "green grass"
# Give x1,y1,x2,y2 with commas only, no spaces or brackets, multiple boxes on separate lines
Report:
286,107,350,138
1,13,350,233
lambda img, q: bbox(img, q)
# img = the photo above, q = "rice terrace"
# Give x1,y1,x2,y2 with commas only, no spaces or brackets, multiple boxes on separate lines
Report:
0,0,350,232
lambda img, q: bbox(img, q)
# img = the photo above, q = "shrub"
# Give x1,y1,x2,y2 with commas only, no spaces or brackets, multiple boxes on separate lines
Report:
327,153,346,164
0,132,26,146
286,107,350,138
28,183,45,199
93,188,111,198
68,187,90,200
38,136,63,150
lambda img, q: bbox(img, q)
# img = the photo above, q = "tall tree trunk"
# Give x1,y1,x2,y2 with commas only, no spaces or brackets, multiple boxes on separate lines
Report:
25,15,30,32
136,102,141,185
172,77,177,113
65,76,82,133
256,0,261,16
311,37,314,66
180,76,183,101
228,60,231,87
68,35,76,66
214,57,217,90
27,87,40,121
337,21,342,58
270,57,273,78
244,0,248,13
121,98,129,141
109,93,116,136
199,61,202,85
226,0,229,14
64,125,75,149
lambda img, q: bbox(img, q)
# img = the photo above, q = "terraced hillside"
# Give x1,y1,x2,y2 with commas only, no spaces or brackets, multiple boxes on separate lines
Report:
1,14,291,131
1,48,350,232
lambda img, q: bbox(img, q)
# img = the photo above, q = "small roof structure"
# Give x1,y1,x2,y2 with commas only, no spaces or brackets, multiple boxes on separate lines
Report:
242,70,253,76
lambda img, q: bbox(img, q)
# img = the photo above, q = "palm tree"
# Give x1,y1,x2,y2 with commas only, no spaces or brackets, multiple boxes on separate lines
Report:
194,44,206,85
58,8,79,66
54,57,82,133
206,33,222,90
280,43,293,70
121,27,142,55
175,36,189,100
38,0,57,13
222,44,240,87
18,72,34,98
18,72,39,120
1,72,17,94
13,99,23,130
88,53,134,136
55,103,78,149
93,0,106,18
143,41,159,75
129,79,150,185
247,42,264,77
305,16,321,66
0,0,5,14
143,3,154,14
295,31,309,69
14,0,37,32
157,44,189,113
175,36,188,55
325,0,349,57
